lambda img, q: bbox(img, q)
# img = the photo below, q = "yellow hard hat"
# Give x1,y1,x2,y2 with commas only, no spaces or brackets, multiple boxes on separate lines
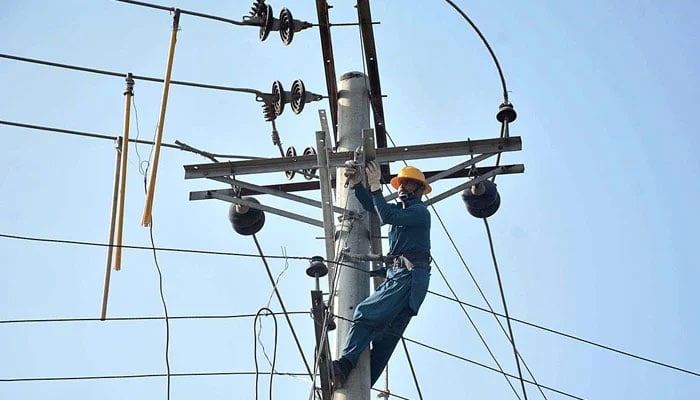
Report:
390,166,432,195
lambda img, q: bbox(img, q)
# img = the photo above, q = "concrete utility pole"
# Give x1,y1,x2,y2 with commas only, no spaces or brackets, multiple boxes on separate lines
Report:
333,71,371,400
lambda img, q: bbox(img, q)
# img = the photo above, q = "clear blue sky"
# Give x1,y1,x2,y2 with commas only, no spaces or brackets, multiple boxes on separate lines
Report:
1,1,699,399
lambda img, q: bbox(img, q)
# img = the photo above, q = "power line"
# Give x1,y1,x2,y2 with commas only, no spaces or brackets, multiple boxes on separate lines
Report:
2,231,698,380
0,53,264,95
329,314,586,400
484,218,528,400
0,370,309,383
427,291,700,379
0,120,260,160
114,0,246,26
0,312,308,325
443,0,509,103
402,336,585,400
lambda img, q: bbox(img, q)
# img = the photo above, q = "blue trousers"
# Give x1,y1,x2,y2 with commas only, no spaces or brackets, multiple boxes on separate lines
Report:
340,266,430,385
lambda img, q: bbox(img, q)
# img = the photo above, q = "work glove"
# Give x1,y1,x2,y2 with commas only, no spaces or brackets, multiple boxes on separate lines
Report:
343,160,362,187
366,161,382,192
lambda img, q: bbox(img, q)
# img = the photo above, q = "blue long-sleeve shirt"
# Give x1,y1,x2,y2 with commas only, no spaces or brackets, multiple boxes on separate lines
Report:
353,184,431,257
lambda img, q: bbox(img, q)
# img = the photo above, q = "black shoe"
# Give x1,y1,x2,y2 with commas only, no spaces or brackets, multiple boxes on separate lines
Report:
331,360,347,390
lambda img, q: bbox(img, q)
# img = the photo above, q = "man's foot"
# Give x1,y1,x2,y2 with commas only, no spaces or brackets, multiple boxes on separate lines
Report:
331,360,347,390
331,357,352,390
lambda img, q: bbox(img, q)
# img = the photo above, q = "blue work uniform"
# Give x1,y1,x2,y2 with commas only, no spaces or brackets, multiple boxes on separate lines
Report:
339,183,431,385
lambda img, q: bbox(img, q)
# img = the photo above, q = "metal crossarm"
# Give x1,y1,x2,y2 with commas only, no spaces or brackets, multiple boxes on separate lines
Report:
184,137,522,179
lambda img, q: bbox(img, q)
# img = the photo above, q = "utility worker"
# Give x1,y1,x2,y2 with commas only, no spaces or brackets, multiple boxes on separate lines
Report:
332,161,432,389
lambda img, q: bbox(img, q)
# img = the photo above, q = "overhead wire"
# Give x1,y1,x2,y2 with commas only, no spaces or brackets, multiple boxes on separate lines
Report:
442,0,509,103
0,371,310,383
328,314,587,400
0,312,309,324
0,119,259,160
148,218,172,400
484,217,528,400
252,235,314,378
2,232,699,380
114,0,247,26
0,53,265,95
257,247,291,371
253,307,279,400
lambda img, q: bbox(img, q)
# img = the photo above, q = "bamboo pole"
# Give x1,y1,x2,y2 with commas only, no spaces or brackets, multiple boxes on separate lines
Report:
114,73,134,270
141,9,180,227
101,137,123,320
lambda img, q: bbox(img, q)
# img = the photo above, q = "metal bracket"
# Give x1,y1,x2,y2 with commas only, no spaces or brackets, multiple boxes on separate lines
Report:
206,191,323,228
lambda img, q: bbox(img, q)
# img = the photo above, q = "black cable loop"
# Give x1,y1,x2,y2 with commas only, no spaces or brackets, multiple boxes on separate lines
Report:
443,0,509,103
253,307,279,400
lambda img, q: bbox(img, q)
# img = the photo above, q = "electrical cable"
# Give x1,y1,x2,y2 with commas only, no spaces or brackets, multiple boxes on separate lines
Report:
253,308,279,400
0,371,310,382
256,248,291,371
252,235,314,378
433,208,548,399
402,336,585,400
484,218,528,400
148,221,172,400
114,0,247,26
442,0,509,103
0,53,265,95
329,313,586,400
0,312,308,324
2,232,698,380
138,152,172,400
400,338,423,400
0,119,258,160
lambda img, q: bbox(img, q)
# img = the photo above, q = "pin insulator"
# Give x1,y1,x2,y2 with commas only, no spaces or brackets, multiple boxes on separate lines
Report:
306,256,328,278
496,102,517,123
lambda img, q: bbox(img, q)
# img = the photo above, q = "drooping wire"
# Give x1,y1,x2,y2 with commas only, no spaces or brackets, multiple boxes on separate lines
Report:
0,120,259,160
442,0,509,103
137,159,171,400
148,220,172,400
253,307,279,400
114,0,247,26
0,53,268,96
257,248,293,378
484,218,528,400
